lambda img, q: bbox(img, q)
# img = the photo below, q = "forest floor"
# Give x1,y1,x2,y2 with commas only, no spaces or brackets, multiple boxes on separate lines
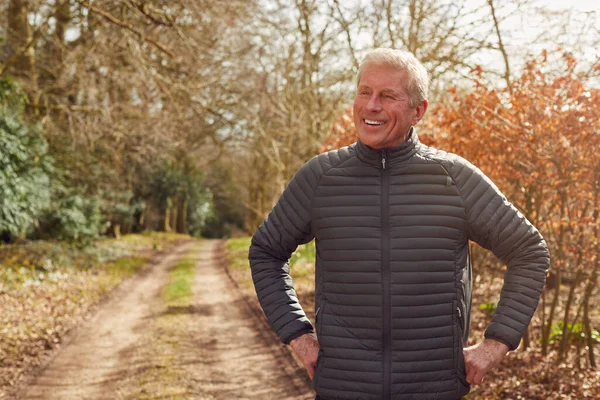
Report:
3,239,314,400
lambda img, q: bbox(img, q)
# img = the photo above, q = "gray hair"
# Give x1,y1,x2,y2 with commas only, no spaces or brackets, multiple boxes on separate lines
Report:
357,48,429,108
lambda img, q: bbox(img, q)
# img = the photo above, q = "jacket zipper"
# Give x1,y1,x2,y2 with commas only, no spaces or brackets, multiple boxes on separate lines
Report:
381,149,391,400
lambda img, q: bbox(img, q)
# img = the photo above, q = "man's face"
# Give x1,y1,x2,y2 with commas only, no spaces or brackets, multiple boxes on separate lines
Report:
353,64,427,150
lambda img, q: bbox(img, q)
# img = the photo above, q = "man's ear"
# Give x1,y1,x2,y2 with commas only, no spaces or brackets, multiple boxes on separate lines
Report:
412,100,428,125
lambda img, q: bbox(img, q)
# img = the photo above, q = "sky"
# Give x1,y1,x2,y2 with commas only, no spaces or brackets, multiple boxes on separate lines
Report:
462,0,599,82
543,0,599,11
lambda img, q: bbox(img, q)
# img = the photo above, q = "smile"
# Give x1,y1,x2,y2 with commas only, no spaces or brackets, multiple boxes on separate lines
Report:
364,119,387,126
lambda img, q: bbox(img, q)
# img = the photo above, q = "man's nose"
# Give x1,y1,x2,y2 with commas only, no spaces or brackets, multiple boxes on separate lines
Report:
366,95,382,112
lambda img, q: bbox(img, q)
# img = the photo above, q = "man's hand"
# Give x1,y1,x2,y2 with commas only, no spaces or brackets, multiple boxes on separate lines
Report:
290,332,320,378
463,338,509,385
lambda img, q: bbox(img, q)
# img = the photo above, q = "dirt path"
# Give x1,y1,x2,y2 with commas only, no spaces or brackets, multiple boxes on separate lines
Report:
16,240,314,400
183,241,313,400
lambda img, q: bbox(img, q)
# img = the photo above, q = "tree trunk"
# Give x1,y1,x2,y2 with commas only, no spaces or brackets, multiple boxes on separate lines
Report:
55,0,70,45
139,204,146,228
179,199,188,234
164,197,172,232
522,326,530,349
582,283,596,368
558,268,584,361
170,199,178,233
582,164,600,368
542,266,561,356
113,223,121,240
487,0,512,92
7,0,39,109
542,186,568,356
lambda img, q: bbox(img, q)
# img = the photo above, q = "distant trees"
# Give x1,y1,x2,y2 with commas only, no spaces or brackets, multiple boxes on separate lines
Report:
0,0,256,240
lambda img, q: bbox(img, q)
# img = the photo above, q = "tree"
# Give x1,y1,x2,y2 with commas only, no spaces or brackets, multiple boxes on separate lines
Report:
429,51,600,365
0,82,52,241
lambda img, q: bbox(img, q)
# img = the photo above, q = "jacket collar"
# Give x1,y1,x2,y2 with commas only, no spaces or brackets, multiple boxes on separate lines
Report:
355,127,421,168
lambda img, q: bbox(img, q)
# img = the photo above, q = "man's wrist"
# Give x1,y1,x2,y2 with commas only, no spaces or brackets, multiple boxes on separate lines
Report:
289,331,315,347
482,338,510,354
482,335,512,352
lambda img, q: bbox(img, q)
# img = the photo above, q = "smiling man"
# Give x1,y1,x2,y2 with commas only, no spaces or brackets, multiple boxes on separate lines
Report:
249,48,549,400
353,62,427,150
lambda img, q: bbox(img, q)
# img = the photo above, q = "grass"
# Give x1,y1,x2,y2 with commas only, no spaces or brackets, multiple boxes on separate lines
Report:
105,256,148,279
162,257,195,304
225,237,252,271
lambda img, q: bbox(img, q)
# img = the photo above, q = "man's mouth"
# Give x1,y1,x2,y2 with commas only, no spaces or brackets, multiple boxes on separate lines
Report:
364,119,386,126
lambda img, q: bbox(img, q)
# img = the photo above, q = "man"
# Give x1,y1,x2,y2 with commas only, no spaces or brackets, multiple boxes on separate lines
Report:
249,48,549,400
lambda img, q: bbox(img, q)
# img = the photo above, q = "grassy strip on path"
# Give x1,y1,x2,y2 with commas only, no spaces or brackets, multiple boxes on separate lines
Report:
122,242,203,400
0,232,189,396
163,256,195,304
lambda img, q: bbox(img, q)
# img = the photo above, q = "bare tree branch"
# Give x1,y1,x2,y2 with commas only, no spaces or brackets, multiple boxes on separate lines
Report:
76,0,176,58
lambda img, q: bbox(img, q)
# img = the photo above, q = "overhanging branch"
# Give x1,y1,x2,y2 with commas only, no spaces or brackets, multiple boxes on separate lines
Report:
77,0,176,58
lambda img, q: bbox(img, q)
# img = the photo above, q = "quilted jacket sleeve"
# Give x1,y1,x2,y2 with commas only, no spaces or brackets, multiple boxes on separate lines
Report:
451,158,550,350
248,157,323,344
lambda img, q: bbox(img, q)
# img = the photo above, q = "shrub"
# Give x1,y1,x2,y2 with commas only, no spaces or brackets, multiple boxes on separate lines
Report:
37,192,109,245
0,105,53,241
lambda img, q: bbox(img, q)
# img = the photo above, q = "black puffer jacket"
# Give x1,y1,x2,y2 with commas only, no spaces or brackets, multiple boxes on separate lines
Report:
249,131,549,400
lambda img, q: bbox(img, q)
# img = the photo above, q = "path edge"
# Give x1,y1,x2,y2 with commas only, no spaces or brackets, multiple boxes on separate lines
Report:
214,240,314,395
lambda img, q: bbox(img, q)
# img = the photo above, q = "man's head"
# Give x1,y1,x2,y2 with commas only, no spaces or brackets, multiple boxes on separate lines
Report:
353,48,429,150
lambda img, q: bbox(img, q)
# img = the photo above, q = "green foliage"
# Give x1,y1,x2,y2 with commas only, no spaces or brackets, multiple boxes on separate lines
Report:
0,107,53,241
479,301,498,318
201,164,245,238
186,189,214,237
150,160,214,236
0,238,133,289
290,240,316,265
0,78,27,111
100,189,144,234
37,191,109,245
548,321,600,345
